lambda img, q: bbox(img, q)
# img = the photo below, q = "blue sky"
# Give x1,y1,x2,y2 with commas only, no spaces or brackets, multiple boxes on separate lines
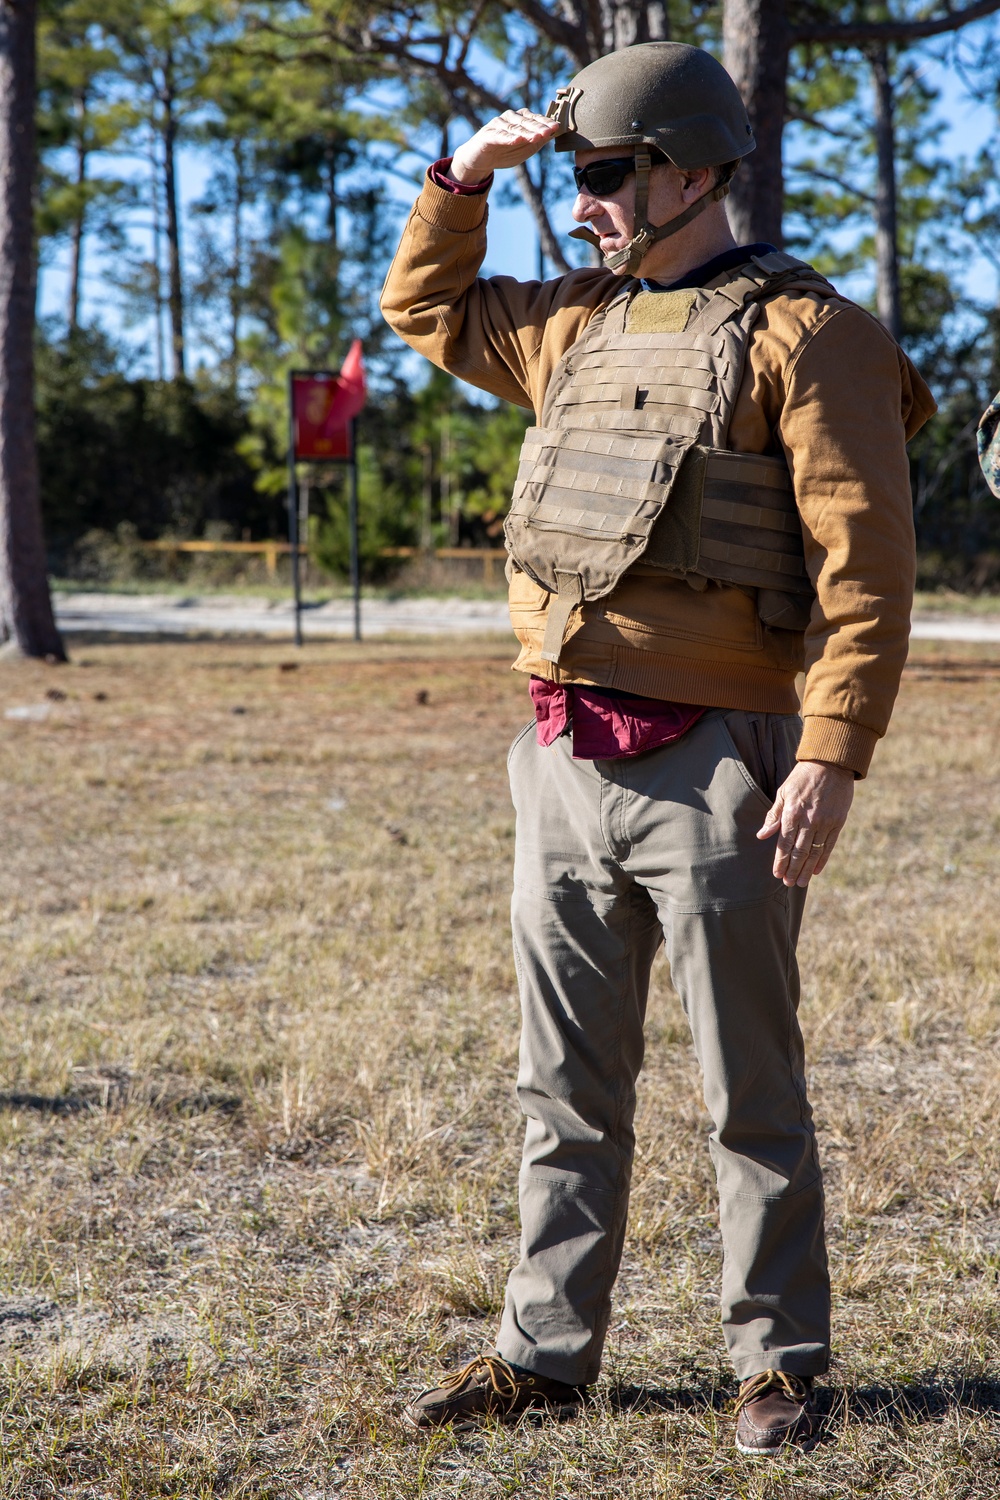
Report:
38,30,999,379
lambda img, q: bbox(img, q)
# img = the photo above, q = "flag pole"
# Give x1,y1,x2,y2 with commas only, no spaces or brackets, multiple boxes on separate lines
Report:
287,369,303,648
349,416,361,642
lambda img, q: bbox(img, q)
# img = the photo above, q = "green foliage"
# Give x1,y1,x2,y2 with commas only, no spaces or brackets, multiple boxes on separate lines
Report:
461,404,533,529
782,27,1000,585
29,0,1000,589
310,445,416,582
36,328,277,557
36,1,133,293
908,309,1000,588
786,47,949,285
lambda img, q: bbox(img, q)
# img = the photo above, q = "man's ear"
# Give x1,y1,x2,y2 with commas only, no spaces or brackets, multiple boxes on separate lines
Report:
679,166,711,198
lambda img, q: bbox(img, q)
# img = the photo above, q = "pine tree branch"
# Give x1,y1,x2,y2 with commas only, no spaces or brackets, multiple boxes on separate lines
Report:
785,104,863,141
792,0,1000,47
297,17,574,273
506,0,590,64
514,160,571,273
790,164,877,206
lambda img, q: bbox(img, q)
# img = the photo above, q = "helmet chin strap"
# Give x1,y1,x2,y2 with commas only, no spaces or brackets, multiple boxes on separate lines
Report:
570,148,730,274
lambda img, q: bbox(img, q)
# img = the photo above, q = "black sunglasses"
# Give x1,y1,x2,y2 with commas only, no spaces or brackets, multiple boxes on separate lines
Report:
572,157,636,196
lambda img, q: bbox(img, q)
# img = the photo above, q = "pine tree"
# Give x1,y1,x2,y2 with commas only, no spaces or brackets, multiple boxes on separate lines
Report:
0,0,66,659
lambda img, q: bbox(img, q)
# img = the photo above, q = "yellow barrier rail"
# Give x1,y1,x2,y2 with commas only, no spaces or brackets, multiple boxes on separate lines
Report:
141,539,505,583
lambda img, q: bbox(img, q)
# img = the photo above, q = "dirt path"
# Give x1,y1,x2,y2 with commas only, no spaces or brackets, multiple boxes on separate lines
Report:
910,615,1000,642
53,590,1000,643
54,590,513,639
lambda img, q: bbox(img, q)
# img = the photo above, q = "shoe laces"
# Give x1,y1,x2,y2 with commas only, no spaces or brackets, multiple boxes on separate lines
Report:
439,1353,527,1400
734,1369,809,1415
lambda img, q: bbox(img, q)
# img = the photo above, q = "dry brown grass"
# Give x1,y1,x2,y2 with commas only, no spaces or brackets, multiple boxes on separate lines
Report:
0,635,997,1498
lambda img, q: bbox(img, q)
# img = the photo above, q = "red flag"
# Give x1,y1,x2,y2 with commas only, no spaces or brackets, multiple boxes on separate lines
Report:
333,338,366,423
292,340,367,460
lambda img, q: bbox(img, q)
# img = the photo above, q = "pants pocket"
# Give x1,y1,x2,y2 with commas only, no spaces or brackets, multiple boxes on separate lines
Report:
721,710,802,804
507,719,536,768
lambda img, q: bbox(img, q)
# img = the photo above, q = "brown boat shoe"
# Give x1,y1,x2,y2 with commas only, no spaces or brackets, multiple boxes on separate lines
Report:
734,1370,817,1455
405,1351,587,1429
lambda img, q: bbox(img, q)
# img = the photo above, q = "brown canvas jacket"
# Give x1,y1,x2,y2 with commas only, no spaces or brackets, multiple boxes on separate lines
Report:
380,174,937,776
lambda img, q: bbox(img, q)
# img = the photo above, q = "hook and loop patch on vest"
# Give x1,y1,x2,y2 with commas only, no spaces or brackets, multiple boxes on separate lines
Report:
505,255,834,662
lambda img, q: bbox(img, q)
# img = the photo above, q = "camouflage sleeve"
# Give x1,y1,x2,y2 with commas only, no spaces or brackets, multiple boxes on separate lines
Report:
978,392,1000,500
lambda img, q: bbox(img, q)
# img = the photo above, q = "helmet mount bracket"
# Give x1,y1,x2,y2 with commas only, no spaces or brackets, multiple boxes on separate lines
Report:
545,86,583,134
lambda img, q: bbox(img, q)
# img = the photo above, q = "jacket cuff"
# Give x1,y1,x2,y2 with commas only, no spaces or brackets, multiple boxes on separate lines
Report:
797,716,879,779
429,157,494,195
416,172,490,233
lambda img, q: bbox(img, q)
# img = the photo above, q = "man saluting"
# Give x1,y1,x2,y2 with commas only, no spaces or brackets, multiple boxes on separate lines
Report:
381,42,935,1455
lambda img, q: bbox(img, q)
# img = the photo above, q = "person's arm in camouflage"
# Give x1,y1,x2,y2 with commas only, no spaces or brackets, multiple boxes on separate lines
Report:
978,392,1000,499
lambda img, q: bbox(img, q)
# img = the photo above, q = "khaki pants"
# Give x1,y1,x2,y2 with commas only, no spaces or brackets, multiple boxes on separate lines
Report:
497,708,829,1386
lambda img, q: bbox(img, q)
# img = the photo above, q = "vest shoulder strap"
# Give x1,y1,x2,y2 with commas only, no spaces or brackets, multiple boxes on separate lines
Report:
687,256,838,337
749,253,840,302
750,250,811,276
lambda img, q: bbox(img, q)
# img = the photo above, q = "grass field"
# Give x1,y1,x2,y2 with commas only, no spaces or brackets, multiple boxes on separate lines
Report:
0,636,998,1499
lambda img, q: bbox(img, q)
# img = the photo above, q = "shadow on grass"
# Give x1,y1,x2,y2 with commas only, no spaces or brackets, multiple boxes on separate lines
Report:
0,1091,91,1116
823,1376,1000,1426
608,1379,731,1416
607,1373,1000,1427
0,1086,241,1118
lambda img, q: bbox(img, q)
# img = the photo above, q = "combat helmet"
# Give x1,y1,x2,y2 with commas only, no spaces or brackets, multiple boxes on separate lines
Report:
545,43,754,274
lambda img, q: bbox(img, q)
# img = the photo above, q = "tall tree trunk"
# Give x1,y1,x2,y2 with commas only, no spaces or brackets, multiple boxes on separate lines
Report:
870,47,902,344
420,445,433,552
599,1,669,52
0,0,65,660
161,64,185,380
324,136,338,247
515,162,570,274
230,139,244,381
149,132,164,381
723,0,789,247
440,411,454,544
67,89,87,333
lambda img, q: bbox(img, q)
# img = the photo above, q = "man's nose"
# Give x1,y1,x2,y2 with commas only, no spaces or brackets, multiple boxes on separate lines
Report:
571,191,601,223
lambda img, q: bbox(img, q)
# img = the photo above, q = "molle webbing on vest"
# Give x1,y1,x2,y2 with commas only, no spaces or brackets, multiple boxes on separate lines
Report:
504,253,835,663
512,426,699,541
644,449,812,596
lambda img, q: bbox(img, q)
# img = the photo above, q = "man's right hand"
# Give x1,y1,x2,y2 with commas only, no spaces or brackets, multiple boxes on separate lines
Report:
449,109,560,184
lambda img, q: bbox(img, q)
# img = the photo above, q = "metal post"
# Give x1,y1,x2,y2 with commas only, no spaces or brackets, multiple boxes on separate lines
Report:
299,479,310,589
348,416,361,642
287,369,302,647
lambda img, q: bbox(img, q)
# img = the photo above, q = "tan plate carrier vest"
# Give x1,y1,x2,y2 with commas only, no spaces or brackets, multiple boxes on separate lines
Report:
504,251,836,665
